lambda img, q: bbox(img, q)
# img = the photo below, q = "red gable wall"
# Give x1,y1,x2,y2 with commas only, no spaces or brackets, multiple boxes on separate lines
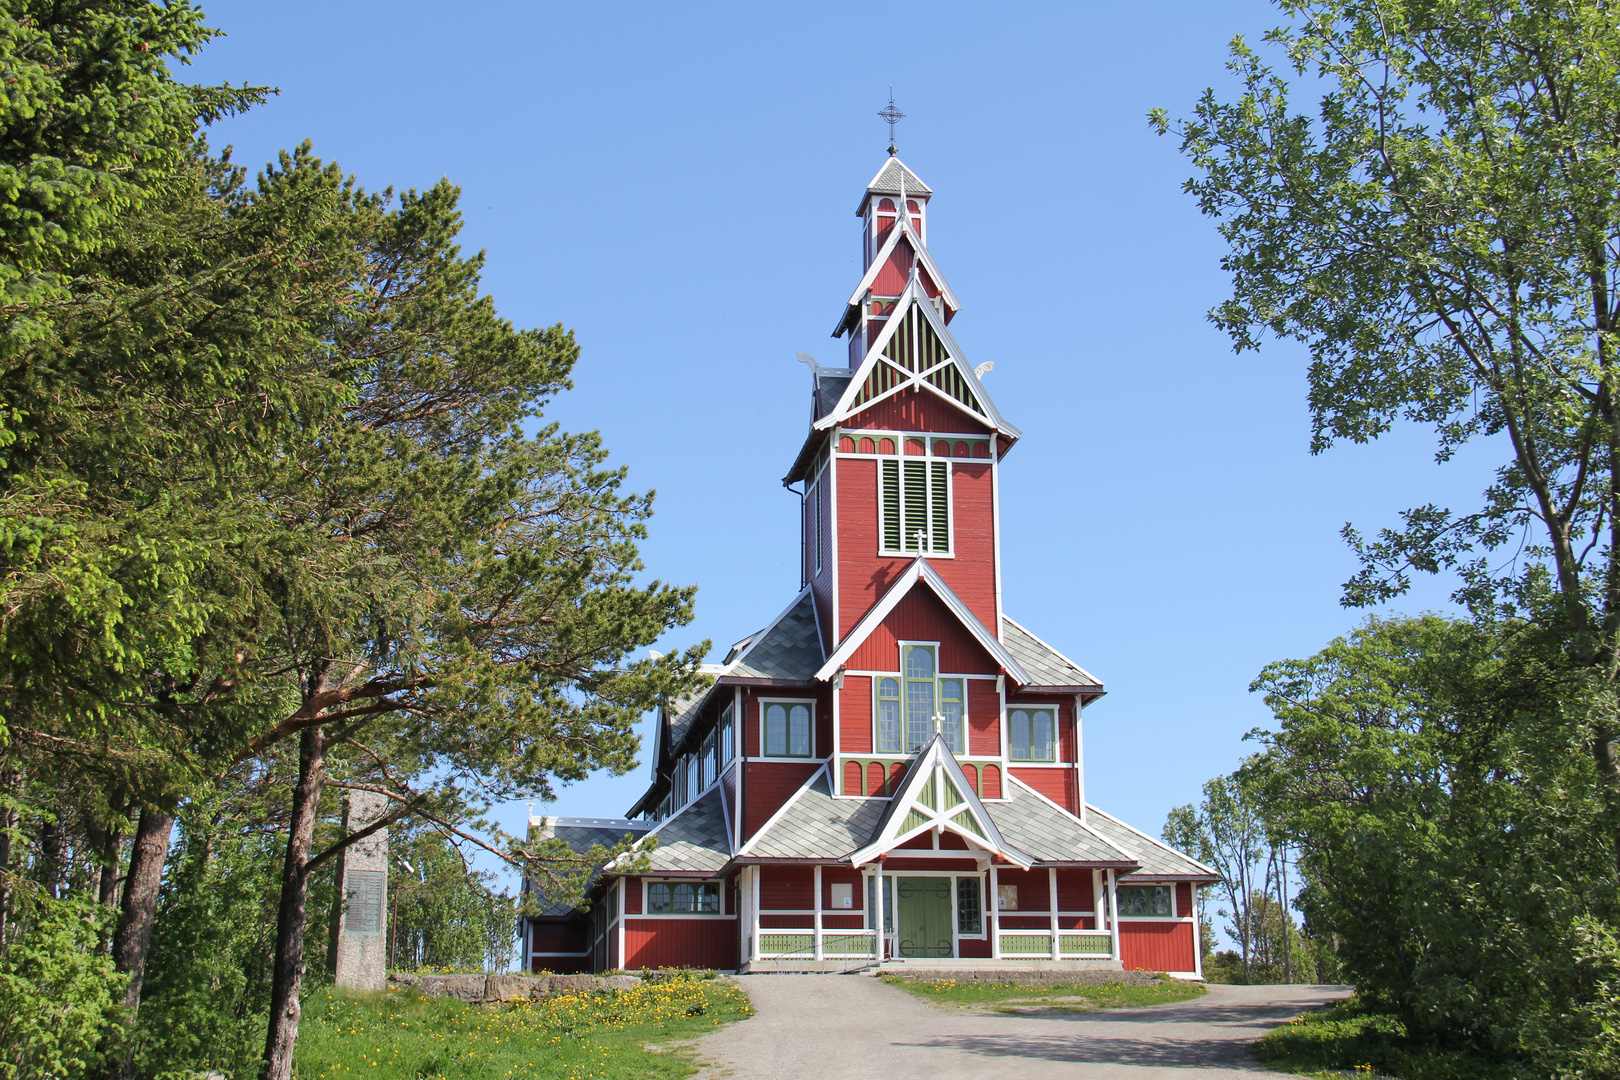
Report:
847,586,997,673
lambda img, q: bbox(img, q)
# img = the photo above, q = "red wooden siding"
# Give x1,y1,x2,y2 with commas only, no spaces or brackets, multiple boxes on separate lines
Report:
624,879,643,915
833,456,998,640
999,915,1052,930
881,857,979,872
1120,922,1197,973
847,588,996,673
530,923,587,954
823,914,864,930
760,865,814,910
822,867,864,910
839,676,872,755
1056,869,1094,912
622,918,738,971
1177,882,1194,916
743,761,820,839
994,869,1049,911
1012,767,1079,815
939,831,969,850
959,937,991,958
849,386,991,436
968,680,1000,756
872,236,915,295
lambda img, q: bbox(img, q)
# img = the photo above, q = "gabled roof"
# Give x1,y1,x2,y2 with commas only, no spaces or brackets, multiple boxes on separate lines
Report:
994,779,1135,866
728,589,824,681
1085,804,1221,882
834,212,961,335
614,787,731,876
739,767,888,859
849,736,1032,868
1002,617,1104,693
816,276,1019,438
860,157,932,211
815,559,1030,684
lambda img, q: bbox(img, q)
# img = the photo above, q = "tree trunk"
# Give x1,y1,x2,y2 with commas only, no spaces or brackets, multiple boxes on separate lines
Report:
96,821,122,909
38,814,63,899
112,808,174,1007
262,726,326,1080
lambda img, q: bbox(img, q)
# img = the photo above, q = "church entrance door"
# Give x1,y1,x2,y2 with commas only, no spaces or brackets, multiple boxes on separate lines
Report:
894,877,953,958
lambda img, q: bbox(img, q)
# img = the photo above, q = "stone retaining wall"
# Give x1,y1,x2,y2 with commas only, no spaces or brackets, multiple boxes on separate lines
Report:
387,972,640,1003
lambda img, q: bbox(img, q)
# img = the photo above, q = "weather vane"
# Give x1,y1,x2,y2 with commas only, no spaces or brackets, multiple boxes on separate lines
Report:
879,92,905,157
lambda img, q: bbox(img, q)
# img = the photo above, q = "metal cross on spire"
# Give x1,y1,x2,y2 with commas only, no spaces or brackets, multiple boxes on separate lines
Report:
879,93,905,157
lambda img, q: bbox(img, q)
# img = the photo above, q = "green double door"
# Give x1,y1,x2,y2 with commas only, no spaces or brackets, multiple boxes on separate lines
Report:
895,877,953,958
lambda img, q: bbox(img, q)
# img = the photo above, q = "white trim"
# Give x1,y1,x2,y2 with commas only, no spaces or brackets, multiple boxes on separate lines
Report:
1084,804,1223,878
874,453,955,558
732,687,743,852
814,559,1031,684
828,439,839,651
758,697,818,760
843,206,960,315
843,669,998,679
1074,694,1087,825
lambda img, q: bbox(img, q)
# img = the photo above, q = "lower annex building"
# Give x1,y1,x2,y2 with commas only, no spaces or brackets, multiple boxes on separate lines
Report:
520,152,1217,976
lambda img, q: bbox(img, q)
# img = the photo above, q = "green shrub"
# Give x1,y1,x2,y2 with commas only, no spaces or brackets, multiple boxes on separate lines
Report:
0,896,126,1080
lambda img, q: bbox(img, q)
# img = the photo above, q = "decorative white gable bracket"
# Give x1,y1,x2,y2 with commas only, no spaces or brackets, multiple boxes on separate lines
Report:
813,559,1031,685
848,735,1033,869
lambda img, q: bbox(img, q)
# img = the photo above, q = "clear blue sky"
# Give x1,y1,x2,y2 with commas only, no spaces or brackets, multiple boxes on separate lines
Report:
186,2,1490,894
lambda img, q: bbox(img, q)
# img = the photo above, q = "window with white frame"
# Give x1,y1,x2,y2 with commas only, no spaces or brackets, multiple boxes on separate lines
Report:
645,880,721,914
673,757,689,808
720,702,735,764
1009,707,1056,761
883,644,966,754
699,729,716,791
1117,884,1173,916
878,458,949,555
762,699,813,758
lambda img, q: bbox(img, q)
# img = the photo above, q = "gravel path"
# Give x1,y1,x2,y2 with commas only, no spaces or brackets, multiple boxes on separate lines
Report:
691,975,1350,1079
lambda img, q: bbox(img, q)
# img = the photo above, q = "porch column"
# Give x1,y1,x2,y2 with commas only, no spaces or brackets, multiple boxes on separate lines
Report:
615,879,627,971
751,866,762,963
1092,868,1103,932
1048,867,1061,960
989,863,1001,959
1106,869,1121,962
878,869,889,960
813,865,824,961
1192,884,1205,980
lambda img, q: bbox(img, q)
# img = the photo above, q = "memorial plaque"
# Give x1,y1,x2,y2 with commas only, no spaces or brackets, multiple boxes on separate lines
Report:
344,869,386,934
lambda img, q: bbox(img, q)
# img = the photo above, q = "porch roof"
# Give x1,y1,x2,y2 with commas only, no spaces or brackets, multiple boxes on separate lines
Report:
992,778,1135,866
1083,804,1222,883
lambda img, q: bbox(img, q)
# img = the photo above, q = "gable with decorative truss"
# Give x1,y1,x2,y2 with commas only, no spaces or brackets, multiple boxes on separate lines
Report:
819,278,1016,437
848,736,1033,868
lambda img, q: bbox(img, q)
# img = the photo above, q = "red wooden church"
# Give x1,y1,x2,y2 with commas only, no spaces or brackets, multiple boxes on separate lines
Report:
521,154,1216,977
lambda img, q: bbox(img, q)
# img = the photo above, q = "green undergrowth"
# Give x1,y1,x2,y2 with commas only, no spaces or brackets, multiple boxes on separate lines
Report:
292,973,752,1080
1252,997,1523,1080
881,973,1206,1012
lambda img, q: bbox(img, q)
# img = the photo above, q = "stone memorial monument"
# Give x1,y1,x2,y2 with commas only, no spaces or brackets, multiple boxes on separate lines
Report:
329,789,388,990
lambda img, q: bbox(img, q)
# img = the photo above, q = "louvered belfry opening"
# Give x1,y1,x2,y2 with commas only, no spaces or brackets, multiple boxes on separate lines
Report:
850,301,983,416
879,457,949,555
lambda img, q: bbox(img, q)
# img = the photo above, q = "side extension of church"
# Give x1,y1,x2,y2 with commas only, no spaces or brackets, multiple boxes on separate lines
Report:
521,156,1217,976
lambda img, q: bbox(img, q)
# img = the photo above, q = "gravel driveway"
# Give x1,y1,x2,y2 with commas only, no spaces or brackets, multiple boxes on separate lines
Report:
691,975,1349,1079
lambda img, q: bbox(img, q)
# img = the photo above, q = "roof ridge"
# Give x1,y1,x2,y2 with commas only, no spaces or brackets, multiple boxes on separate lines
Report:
724,585,813,674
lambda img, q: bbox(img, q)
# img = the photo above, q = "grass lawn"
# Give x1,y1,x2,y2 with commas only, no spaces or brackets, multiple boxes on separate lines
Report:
1252,996,1523,1080
293,974,752,1080
881,973,1207,1013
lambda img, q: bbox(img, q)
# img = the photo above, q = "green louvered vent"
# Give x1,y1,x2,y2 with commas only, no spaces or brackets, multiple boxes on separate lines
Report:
951,809,984,838
903,461,928,552
880,460,901,551
930,462,949,552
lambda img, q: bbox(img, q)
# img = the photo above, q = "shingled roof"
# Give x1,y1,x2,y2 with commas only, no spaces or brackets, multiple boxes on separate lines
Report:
728,590,823,681
864,157,933,199
1002,617,1103,692
742,770,888,860
525,816,651,916
992,779,1134,866
628,787,731,874
1084,805,1221,882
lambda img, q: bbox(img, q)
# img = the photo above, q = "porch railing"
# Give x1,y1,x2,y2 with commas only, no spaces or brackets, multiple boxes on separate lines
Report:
756,929,880,959
997,930,1114,959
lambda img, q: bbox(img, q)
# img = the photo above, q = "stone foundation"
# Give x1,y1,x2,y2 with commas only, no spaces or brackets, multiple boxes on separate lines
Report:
388,972,640,1003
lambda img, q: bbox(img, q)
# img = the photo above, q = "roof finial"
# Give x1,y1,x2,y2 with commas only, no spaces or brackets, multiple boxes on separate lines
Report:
879,91,905,157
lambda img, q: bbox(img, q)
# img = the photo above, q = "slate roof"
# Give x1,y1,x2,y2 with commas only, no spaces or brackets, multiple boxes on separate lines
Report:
1085,805,1221,882
991,779,1135,865
816,374,852,420
633,787,731,874
743,770,888,860
865,157,933,199
1002,617,1103,690
729,591,823,681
